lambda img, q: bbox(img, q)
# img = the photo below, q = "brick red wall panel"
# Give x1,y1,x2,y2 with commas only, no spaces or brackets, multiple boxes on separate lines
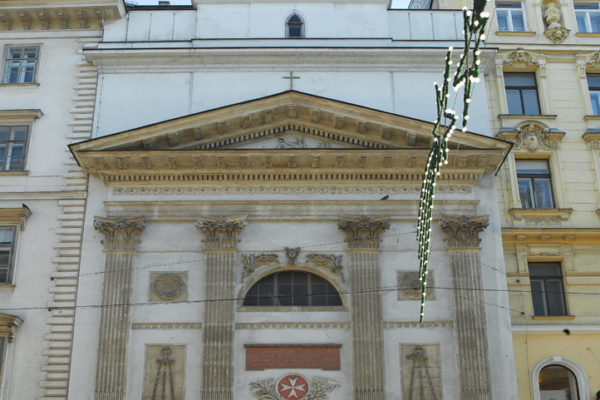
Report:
245,345,341,370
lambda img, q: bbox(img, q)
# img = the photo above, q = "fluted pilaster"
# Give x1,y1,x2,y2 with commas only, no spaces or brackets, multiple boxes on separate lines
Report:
196,216,247,400
93,216,145,400
440,215,492,400
338,216,390,400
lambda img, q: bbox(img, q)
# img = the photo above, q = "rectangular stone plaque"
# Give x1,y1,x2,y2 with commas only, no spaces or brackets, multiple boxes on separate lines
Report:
397,270,434,300
245,344,341,370
143,344,186,399
400,344,442,400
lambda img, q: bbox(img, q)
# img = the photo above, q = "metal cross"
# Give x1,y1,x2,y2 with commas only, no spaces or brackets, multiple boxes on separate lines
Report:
283,71,300,90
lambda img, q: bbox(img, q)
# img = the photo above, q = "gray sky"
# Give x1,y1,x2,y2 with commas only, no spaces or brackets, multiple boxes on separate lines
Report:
133,0,412,7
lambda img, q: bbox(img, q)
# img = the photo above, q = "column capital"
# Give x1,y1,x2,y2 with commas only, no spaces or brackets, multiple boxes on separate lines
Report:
94,216,145,251
196,215,247,250
338,215,390,249
439,215,489,249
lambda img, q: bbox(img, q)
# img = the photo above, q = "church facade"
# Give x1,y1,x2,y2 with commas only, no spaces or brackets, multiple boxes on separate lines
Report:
1,1,520,399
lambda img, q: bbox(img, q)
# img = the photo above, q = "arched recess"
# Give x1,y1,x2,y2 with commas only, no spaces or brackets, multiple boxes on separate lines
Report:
240,268,345,308
285,12,305,38
532,356,589,400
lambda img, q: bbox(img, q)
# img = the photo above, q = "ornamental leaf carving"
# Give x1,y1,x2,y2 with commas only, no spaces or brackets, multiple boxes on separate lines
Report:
241,253,279,278
196,215,247,250
498,122,564,152
94,216,145,250
586,51,600,67
439,215,489,249
503,48,537,68
305,254,343,280
249,376,340,400
338,215,390,249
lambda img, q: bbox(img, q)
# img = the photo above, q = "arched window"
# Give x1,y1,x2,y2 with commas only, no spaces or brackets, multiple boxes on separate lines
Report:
286,13,305,38
243,271,342,306
538,365,579,400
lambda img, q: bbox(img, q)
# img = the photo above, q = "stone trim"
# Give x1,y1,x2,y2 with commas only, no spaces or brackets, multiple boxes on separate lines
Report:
384,321,452,328
0,109,42,123
132,322,202,330
235,322,350,329
508,208,572,224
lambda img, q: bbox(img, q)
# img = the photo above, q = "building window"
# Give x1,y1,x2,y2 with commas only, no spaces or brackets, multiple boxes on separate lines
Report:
588,74,600,115
538,364,579,399
497,2,526,31
286,13,305,38
516,159,554,209
243,271,342,306
505,73,541,115
0,125,29,171
575,3,600,33
529,262,567,316
2,47,39,84
0,227,15,284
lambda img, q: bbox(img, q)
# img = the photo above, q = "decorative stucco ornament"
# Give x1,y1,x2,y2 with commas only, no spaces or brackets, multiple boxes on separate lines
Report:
305,254,343,280
503,48,537,68
150,273,186,301
285,247,301,265
543,0,570,43
250,374,340,400
497,122,564,152
241,253,279,278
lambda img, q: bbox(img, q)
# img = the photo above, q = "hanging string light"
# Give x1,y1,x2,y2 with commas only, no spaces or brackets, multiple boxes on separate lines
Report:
416,0,489,322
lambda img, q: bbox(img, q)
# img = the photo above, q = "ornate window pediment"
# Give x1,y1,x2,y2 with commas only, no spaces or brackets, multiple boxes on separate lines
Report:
69,92,511,186
0,313,22,343
497,121,565,152
503,48,539,69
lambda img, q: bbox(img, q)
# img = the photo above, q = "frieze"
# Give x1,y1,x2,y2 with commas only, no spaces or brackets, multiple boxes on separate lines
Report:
112,184,472,196
250,374,340,400
384,321,452,328
439,215,489,249
242,254,279,277
236,322,350,329
132,322,202,330
94,216,145,251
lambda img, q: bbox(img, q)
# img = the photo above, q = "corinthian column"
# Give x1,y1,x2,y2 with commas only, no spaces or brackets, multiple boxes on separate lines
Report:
338,215,390,400
196,216,247,400
93,216,145,400
439,215,492,400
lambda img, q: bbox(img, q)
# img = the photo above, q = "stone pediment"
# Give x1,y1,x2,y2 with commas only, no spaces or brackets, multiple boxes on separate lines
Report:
70,91,511,185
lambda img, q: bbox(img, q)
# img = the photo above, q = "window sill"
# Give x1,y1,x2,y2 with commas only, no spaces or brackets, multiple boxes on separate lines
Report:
508,208,573,222
498,114,558,121
584,115,600,121
495,30,536,36
0,170,29,176
531,315,574,321
238,305,348,312
0,284,16,293
575,32,600,37
0,83,39,88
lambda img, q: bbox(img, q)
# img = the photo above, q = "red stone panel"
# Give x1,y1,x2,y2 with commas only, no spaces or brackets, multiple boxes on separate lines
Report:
245,344,341,370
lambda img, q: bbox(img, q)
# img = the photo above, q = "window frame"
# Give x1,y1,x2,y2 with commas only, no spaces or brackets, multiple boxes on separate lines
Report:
587,73,600,115
504,72,541,115
516,159,555,209
0,125,30,172
575,3,600,33
285,13,305,38
0,226,16,285
242,270,343,308
528,262,567,317
532,357,589,400
496,2,527,32
2,46,40,85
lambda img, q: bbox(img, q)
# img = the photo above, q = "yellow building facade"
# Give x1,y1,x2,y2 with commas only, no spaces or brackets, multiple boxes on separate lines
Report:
485,1,600,399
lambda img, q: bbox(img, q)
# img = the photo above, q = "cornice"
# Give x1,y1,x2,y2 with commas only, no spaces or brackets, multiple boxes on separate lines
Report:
0,109,42,123
0,313,23,342
508,208,572,222
501,227,600,246
0,205,31,227
0,1,124,31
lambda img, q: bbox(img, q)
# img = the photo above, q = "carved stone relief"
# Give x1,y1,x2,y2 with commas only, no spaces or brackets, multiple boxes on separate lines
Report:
250,374,340,400
241,250,344,281
497,122,564,152
542,0,570,42
586,51,600,68
439,215,489,249
196,215,247,250
242,254,279,278
93,216,145,251
338,215,390,249
150,272,187,302
397,271,434,300
143,345,185,400
401,345,442,400
503,48,538,68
